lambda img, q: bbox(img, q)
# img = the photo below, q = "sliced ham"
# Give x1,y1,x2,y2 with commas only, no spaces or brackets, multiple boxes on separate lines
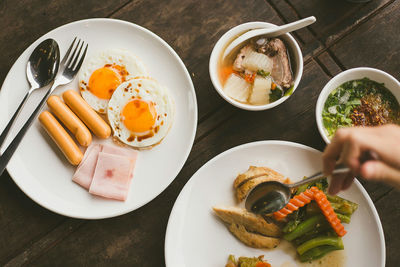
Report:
89,152,135,201
101,144,138,163
100,144,138,180
72,143,138,200
72,144,102,189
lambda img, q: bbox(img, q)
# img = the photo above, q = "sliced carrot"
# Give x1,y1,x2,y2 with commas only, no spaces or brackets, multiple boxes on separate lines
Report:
273,187,347,237
219,66,236,84
244,73,256,83
310,187,347,237
256,262,271,267
271,82,277,90
273,189,314,220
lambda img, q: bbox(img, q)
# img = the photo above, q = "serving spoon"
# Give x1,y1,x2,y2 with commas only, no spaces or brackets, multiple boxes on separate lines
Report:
223,16,316,59
245,163,350,215
0,39,60,148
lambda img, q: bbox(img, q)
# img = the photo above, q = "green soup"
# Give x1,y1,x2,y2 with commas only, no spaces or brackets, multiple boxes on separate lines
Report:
322,78,400,138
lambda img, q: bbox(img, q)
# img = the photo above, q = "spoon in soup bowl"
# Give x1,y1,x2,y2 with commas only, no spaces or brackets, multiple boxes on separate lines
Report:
223,16,316,59
245,163,349,215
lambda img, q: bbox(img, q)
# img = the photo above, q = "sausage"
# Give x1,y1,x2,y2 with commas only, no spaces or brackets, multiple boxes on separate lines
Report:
47,95,92,146
39,111,83,165
62,90,111,139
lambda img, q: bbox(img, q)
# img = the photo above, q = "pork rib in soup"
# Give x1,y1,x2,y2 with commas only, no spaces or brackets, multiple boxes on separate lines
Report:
220,36,294,106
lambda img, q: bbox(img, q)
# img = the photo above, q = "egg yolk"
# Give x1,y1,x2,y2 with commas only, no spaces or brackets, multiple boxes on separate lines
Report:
121,100,157,133
88,66,123,100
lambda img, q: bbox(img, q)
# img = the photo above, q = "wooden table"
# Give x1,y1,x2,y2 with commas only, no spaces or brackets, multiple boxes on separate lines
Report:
0,0,399,266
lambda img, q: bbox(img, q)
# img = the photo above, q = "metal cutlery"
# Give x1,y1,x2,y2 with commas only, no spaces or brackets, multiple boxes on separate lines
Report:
0,37,88,175
0,39,60,148
245,163,350,214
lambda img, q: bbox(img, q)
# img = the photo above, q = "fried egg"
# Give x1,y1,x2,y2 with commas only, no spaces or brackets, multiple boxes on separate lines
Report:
78,49,147,113
107,78,174,149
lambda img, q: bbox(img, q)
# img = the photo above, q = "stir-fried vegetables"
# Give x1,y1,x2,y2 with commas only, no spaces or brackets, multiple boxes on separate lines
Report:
284,214,326,241
226,255,271,267
279,178,358,262
298,238,344,262
275,187,347,236
310,187,346,236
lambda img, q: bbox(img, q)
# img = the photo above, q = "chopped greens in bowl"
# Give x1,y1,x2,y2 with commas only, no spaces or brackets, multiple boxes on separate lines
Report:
322,77,400,138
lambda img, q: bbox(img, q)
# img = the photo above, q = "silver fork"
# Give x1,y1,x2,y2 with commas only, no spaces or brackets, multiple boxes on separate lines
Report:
0,37,88,175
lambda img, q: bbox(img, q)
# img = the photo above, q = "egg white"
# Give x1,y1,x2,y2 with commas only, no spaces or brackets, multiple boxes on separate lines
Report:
78,49,148,113
107,78,174,149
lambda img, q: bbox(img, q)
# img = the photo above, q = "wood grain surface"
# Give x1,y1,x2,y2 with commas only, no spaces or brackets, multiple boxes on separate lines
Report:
0,0,398,266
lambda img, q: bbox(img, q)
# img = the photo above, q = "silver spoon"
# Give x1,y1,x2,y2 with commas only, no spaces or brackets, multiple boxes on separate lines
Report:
245,163,350,215
0,38,87,176
0,39,60,148
223,16,316,59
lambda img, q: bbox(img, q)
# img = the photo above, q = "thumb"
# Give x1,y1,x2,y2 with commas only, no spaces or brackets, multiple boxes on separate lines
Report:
360,161,400,189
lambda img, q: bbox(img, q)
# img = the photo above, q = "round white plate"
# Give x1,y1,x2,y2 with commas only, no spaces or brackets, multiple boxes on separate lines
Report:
165,141,385,267
0,18,197,219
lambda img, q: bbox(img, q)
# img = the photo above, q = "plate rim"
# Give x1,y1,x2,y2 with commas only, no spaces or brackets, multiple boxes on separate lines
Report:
164,140,385,267
1,18,198,219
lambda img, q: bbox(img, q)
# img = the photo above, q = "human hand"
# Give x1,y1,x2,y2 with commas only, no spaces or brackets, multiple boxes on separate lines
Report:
322,124,400,195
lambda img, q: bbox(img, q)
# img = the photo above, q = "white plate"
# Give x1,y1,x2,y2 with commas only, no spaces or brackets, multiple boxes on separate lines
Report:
0,18,197,219
165,141,385,267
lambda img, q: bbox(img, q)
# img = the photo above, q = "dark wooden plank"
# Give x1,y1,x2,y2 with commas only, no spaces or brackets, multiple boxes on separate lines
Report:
112,0,283,121
0,174,65,264
0,0,128,264
285,0,393,46
359,179,393,202
195,104,238,141
28,205,170,266
330,0,400,79
4,219,84,267
0,0,129,84
316,51,343,78
374,189,400,267
269,0,323,61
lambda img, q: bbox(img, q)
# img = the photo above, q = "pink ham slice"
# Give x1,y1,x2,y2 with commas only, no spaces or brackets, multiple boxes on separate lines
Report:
101,144,138,180
101,144,138,164
72,143,138,196
89,152,135,201
72,144,102,189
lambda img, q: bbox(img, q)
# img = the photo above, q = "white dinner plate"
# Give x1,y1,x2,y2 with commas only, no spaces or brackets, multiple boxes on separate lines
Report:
165,141,385,267
0,18,197,219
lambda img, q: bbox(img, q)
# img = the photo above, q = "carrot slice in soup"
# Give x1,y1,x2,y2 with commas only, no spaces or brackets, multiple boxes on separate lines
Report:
244,73,256,83
220,66,236,84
